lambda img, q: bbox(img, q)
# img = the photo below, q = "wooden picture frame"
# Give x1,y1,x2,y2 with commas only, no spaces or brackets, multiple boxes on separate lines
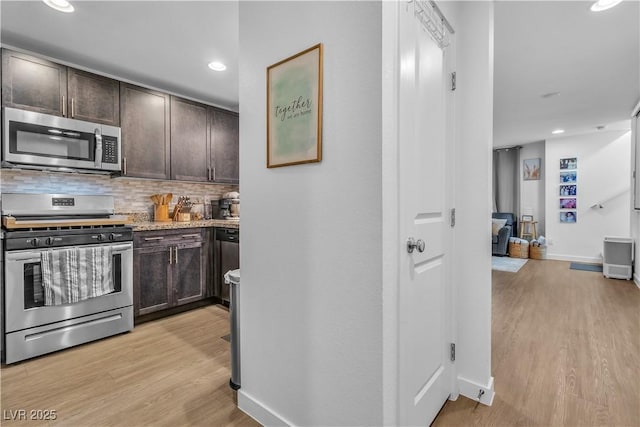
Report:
266,44,323,168
521,214,533,222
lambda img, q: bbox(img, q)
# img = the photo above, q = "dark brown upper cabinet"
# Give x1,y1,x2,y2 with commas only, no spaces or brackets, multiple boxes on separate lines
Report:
170,99,239,184
67,69,120,126
2,49,67,116
170,96,210,182
1,48,239,184
210,108,239,184
1,49,119,126
120,83,171,180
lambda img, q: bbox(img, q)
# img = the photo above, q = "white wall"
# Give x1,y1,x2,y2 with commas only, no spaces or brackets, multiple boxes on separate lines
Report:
239,2,496,424
445,0,496,403
519,141,546,236
238,2,383,425
545,130,631,263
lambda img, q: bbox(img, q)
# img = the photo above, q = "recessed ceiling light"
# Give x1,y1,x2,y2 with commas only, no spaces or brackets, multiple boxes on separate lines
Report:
541,91,561,98
208,61,227,72
42,0,74,13
591,0,623,12
552,129,565,135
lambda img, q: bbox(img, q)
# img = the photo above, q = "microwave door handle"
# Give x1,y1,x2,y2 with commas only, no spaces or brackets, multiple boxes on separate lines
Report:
95,130,103,168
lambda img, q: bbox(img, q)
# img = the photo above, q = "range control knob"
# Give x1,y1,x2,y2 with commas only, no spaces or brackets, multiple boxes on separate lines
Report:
109,233,117,241
97,234,106,242
30,238,40,247
45,237,55,246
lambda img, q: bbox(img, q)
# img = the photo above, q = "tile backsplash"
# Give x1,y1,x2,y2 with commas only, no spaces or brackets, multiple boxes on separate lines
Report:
0,169,239,216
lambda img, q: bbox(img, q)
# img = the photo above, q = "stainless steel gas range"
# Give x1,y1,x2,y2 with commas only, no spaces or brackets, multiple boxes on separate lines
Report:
1,194,133,364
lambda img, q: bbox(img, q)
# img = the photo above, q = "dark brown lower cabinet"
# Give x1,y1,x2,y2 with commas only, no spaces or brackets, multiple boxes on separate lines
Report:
133,228,207,317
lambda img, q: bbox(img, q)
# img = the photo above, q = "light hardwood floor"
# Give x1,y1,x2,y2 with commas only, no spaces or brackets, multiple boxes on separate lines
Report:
1,305,260,427
434,259,640,427
2,260,638,427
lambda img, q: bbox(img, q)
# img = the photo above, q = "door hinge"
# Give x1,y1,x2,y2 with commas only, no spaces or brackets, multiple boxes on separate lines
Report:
450,208,456,228
450,343,456,362
451,72,456,91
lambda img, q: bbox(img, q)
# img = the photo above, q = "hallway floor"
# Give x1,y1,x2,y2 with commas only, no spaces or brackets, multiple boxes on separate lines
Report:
433,259,640,426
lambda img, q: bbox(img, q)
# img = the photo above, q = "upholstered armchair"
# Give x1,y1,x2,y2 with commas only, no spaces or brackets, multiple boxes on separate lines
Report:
492,212,517,256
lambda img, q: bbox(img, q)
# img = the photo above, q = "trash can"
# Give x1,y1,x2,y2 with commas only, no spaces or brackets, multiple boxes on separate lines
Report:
224,269,241,390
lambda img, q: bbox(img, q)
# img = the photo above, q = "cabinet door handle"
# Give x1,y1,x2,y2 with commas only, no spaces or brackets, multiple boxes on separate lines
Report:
169,246,173,264
181,234,200,239
71,97,75,118
207,167,212,181
62,95,66,116
174,247,179,264
123,157,127,175
144,236,164,241
213,167,216,181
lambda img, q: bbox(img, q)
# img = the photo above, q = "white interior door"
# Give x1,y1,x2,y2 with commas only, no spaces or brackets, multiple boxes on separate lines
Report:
397,2,452,425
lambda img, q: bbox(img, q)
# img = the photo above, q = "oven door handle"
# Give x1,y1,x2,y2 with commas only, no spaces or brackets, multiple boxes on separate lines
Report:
6,254,41,262
111,243,133,253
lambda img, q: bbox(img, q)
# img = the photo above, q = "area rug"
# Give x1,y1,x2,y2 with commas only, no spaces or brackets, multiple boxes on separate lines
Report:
492,256,528,273
569,262,603,272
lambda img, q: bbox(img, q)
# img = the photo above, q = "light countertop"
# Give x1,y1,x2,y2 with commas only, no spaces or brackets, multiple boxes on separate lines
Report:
131,218,239,231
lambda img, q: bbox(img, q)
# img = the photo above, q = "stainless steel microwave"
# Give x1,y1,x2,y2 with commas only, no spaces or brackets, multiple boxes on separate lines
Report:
2,107,121,173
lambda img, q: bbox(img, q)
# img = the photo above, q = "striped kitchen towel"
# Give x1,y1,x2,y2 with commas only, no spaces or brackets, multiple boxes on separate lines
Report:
41,246,114,306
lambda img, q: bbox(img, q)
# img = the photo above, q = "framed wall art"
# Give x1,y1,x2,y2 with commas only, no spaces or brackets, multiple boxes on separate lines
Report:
559,198,577,209
560,211,577,223
560,171,577,183
559,157,577,170
560,184,577,196
523,158,541,180
267,43,323,168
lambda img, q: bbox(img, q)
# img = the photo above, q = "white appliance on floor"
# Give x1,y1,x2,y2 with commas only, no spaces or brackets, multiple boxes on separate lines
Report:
603,237,634,280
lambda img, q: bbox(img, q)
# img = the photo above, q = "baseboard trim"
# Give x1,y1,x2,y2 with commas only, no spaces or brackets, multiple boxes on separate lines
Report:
546,254,601,264
458,375,495,406
238,389,292,427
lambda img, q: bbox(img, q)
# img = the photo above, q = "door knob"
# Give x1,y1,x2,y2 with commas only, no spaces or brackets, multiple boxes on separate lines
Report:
407,237,426,253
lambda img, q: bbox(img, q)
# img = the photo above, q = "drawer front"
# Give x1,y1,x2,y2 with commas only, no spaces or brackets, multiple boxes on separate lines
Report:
134,228,204,248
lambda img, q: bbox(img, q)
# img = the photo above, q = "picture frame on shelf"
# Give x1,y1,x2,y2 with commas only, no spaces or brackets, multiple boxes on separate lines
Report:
266,43,323,168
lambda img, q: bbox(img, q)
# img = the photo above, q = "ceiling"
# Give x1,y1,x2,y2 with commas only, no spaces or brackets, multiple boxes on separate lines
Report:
0,1,239,111
494,1,639,147
1,1,638,144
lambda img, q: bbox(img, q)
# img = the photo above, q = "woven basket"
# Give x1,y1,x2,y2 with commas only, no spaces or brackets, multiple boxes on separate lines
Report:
509,241,529,259
530,245,546,260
